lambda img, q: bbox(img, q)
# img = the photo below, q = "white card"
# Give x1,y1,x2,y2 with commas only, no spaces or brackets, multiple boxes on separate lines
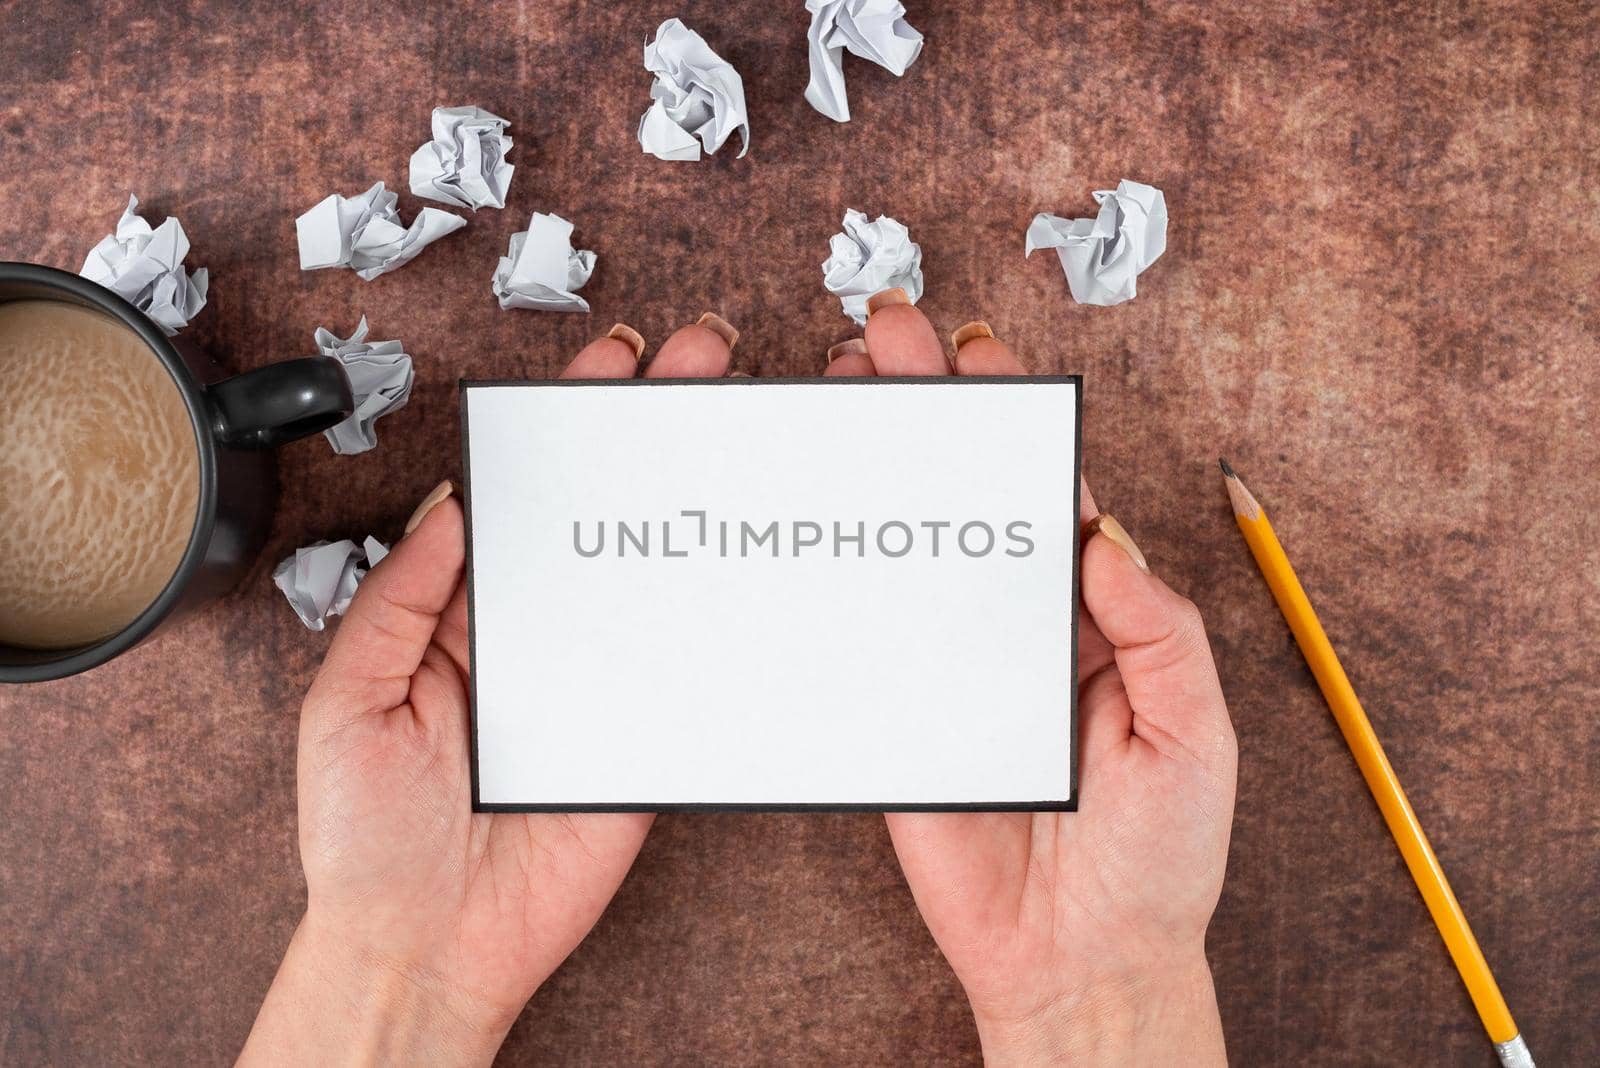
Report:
463,378,1081,810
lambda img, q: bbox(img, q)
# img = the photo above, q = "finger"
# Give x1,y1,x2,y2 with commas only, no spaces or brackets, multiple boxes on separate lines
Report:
307,487,465,728
1075,476,1114,681
561,323,644,379
1078,657,1135,761
1077,599,1115,686
823,337,875,377
1073,476,1124,761
949,321,1026,376
1079,515,1235,765
645,312,737,378
432,580,470,677
862,289,948,376
404,570,472,757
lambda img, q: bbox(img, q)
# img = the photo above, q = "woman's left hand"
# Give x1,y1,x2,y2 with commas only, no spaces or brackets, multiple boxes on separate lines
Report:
242,314,739,1066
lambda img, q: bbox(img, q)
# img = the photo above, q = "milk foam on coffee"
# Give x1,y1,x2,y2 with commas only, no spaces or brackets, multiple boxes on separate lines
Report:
0,300,199,649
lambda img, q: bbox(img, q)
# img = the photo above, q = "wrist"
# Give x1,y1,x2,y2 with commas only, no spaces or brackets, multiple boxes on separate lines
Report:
241,911,519,1067
970,952,1225,1068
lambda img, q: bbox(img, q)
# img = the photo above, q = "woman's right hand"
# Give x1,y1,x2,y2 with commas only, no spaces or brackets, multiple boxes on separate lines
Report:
828,289,1239,1066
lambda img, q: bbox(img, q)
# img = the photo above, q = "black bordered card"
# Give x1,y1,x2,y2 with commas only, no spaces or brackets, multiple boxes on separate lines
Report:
461,376,1081,812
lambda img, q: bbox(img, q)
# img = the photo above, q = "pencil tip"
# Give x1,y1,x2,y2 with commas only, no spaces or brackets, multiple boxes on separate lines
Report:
1221,459,1262,519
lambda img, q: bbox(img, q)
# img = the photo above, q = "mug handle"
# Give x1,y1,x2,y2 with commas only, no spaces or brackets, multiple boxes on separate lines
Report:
206,356,354,449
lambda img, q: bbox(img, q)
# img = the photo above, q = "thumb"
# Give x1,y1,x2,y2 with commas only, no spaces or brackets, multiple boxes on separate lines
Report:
1080,515,1234,763
306,482,464,728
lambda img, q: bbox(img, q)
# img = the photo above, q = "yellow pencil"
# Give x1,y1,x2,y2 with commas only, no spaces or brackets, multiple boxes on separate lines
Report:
1220,459,1532,1068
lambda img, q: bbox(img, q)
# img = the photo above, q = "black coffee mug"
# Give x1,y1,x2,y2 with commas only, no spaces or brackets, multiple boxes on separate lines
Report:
0,262,354,682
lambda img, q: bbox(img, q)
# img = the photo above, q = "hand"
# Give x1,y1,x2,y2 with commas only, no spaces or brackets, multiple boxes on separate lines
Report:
242,314,741,1066
828,291,1239,1065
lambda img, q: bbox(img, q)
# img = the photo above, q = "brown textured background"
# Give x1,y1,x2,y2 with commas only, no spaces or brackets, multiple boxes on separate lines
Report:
2,1,1598,1064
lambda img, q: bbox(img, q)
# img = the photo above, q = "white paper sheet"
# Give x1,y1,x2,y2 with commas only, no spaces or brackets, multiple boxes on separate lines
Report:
409,105,514,211
1026,179,1168,306
314,318,414,455
362,536,390,567
79,195,208,335
491,212,596,312
804,0,925,122
637,18,750,161
822,208,924,325
273,536,387,631
295,181,466,281
464,379,1081,808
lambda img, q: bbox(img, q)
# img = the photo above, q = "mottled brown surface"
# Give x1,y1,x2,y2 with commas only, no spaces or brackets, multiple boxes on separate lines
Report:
2,1,1598,1064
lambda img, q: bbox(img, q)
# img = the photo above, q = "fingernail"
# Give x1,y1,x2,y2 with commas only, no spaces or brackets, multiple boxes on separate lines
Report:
729,370,752,378
606,323,645,359
696,311,739,351
827,337,869,363
405,480,454,536
951,320,995,351
1084,513,1150,574
866,287,910,316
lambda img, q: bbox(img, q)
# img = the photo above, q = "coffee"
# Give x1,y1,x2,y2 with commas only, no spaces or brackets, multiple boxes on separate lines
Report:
0,300,199,649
